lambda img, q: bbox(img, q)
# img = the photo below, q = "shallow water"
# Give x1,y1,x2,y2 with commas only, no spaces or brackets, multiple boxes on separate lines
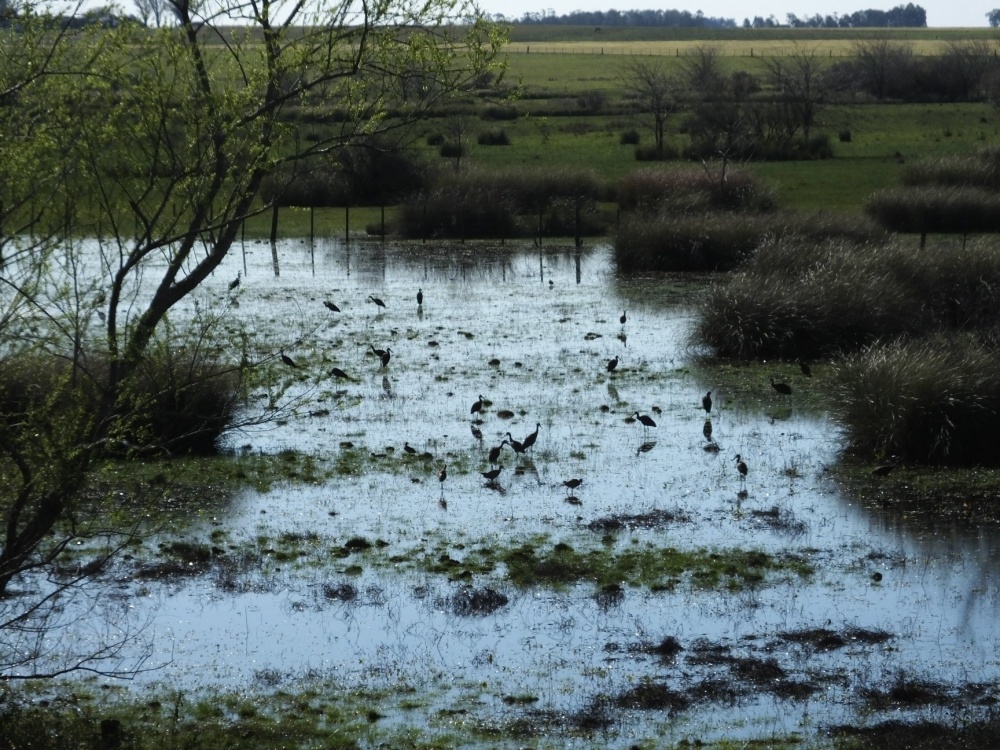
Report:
29,239,1000,743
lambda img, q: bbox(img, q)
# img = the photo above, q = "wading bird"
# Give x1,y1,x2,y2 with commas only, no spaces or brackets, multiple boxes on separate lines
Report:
481,466,503,482
488,441,508,466
770,377,792,396
323,300,340,312
620,310,627,326
521,423,540,453
471,395,485,415
504,432,525,454
280,352,298,368
378,347,392,368
633,411,656,433
734,454,748,486
417,289,423,306
329,367,352,380
563,478,583,492
228,272,241,291
403,442,417,455
607,355,619,373
438,464,447,489
368,295,386,311
702,391,712,414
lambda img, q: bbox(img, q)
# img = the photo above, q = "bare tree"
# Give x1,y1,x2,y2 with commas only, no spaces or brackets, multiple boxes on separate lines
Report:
760,45,831,142
852,37,913,100
679,44,726,97
621,58,678,153
133,0,169,26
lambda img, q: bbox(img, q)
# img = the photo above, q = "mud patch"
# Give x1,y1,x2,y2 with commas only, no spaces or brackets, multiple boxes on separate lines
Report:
777,626,893,652
448,585,509,616
586,508,691,534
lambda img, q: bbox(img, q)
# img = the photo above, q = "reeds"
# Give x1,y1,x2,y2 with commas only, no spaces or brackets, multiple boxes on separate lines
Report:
692,236,1000,359
832,336,1000,465
615,167,776,214
866,185,1000,235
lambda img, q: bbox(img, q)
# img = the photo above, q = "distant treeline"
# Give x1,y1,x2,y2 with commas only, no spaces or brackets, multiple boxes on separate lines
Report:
510,4,927,29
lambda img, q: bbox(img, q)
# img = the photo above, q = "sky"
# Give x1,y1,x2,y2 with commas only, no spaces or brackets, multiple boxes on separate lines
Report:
479,1,998,28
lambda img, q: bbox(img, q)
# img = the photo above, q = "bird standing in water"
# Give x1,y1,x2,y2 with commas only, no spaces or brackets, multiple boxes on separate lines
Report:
620,310,627,326
323,300,340,312
702,391,712,414
368,295,386,311
488,441,508,466
417,289,423,306
504,432,525,454
563,478,583,492
633,411,656,433
481,465,503,482
228,272,241,291
521,423,540,454
471,395,485,415
379,347,391,368
734,454,748,486
280,352,298,368
607,355,619,372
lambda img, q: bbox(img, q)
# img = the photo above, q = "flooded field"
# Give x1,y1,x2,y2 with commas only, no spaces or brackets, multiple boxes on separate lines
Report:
24,239,1000,745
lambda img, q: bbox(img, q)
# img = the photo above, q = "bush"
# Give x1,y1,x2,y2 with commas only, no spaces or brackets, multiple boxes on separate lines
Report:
615,168,776,214
619,129,640,145
477,129,511,146
839,129,852,143
833,337,1000,465
481,105,519,121
439,143,465,159
691,235,1000,360
866,186,1000,234
426,132,445,146
901,148,1000,190
634,144,679,161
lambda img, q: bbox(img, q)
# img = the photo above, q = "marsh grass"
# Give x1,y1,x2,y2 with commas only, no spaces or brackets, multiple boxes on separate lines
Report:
833,337,1000,465
616,211,886,273
693,236,1000,359
866,185,1000,235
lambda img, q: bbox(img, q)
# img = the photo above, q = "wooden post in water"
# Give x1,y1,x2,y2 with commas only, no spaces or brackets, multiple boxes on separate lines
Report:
381,205,385,243
269,204,279,245
309,206,314,245
345,205,349,247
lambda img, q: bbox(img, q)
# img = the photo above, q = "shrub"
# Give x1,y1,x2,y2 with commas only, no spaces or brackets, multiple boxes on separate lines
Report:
426,132,445,146
691,235,1000,360
634,144,679,161
866,186,1000,234
839,129,852,143
481,105,519,121
439,143,465,159
901,148,1000,190
615,168,776,214
833,337,1000,465
619,129,640,145
477,129,511,146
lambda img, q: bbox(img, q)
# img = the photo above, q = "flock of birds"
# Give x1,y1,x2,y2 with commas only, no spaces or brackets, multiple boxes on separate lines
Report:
232,271,843,504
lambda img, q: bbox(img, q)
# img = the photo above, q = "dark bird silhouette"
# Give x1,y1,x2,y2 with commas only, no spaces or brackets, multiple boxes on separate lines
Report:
799,360,812,378
323,300,340,312
438,464,447,486
368,295,386,310
404,442,417,454
471,395,485,415
488,441,508,466
504,432,526,454
702,391,712,414
280,352,298,368
703,419,713,442
521,423,541,453
471,424,483,441
228,271,241,291
481,465,503,482
607,355,619,372
620,310,627,325
734,454,748,485
563,478,583,491
872,460,899,477
417,289,423,306
770,377,792,396
379,347,392,368
633,411,656,430
329,367,352,380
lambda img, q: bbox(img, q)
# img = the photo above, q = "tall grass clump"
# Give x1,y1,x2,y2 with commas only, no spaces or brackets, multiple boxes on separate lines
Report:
833,337,1000,465
616,212,887,274
692,236,1000,359
901,147,1000,190
866,185,1000,235
395,167,606,240
615,168,776,214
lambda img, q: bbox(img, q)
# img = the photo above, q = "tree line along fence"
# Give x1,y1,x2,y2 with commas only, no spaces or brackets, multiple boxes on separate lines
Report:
505,41,981,57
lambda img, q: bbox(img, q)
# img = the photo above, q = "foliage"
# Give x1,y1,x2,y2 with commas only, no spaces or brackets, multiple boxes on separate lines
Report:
615,167,775,213
833,336,1000,465
866,186,1000,235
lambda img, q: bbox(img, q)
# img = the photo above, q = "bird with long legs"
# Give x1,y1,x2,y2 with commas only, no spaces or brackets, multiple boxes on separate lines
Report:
329,366,353,381
280,352,298,368
734,454,748,488
481,465,503,483
702,391,712,414
417,289,423,306
471,394,485,415
619,310,627,326
368,295,387,313
607,355,619,373
488,441,508,467
521,423,541,454
323,300,341,313
562,478,583,493
228,271,241,291
632,411,656,435
378,347,391,368
504,432,526,455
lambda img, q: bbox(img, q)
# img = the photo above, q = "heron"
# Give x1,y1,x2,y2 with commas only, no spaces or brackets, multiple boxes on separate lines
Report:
633,411,656,433
404,442,417,455
504,432,525,454
368,295,386,310
799,360,812,378
417,289,423,306
379,347,392,368
481,465,503,482
734,454,748,486
620,310,627,326
323,301,340,313
521,423,541,453
228,271,241,291
702,391,712,414
563,478,583,492
770,377,792,396
488,441,508,466
329,367,352,380
607,355,619,372
280,352,298,368
471,394,485,415
438,464,447,488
